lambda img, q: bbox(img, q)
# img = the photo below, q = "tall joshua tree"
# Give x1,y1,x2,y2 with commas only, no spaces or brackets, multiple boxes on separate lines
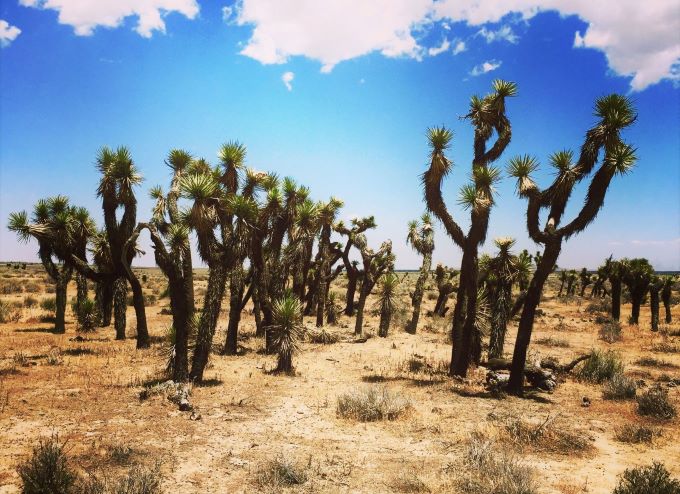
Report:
96,146,150,348
506,94,637,395
406,213,435,334
422,79,516,377
377,272,399,337
606,257,625,321
354,237,395,336
335,216,377,316
8,197,94,333
433,264,457,316
649,275,663,332
315,197,344,327
622,258,654,325
579,268,591,296
557,270,568,297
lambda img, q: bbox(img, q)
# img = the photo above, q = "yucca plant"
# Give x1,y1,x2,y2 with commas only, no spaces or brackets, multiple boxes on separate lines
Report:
605,256,625,321
405,213,435,334
268,295,304,373
73,298,97,332
376,272,400,337
325,291,340,325
432,264,457,317
335,216,377,316
506,94,637,396
661,275,675,324
557,270,568,297
649,275,663,331
314,197,344,327
422,80,517,377
579,268,591,296
354,237,395,336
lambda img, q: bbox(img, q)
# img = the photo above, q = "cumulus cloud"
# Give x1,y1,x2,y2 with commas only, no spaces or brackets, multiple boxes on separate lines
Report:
452,40,467,55
19,0,199,37
427,38,450,56
230,0,679,90
476,25,518,44
232,0,433,73
282,71,294,91
470,59,502,76
0,19,21,47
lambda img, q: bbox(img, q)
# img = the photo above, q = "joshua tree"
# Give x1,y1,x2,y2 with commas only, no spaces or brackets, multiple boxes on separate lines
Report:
422,80,516,377
335,216,377,316
661,276,674,324
326,291,340,325
433,264,457,316
590,262,609,298
579,268,591,296
622,258,654,325
95,146,149,348
566,270,578,296
354,237,395,336
558,270,568,297
315,198,344,327
267,295,304,373
517,250,533,291
649,275,663,331
406,213,435,334
8,196,94,333
606,257,625,321
376,272,400,337
506,94,637,395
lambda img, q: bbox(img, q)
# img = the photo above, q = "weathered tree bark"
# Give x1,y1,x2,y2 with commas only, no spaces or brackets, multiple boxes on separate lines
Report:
96,280,113,327
223,269,245,355
76,273,88,306
54,277,69,334
611,278,622,321
113,277,127,340
488,286,509,359
125,269,149,348
378,307,392,337
649,281,661,331
661,279,673,324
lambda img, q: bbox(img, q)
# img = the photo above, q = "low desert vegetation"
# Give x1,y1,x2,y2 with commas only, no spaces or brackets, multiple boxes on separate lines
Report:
602,373,637,400
636,386,677,420
576,349,625,383
336,386,411,422
612,462,680,494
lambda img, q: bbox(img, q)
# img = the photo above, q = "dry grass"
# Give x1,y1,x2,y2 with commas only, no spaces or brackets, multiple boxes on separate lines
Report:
336,386,412,422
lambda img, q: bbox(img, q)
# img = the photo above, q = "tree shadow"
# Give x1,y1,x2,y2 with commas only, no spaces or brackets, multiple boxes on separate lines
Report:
196,378,223,387
15,327,62,334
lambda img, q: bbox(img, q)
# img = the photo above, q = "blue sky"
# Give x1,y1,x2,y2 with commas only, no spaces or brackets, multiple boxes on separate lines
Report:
1,1,679,269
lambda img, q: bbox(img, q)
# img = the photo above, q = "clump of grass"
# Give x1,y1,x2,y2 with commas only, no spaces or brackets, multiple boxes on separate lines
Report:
602,373,637,400
72,298,98,332
615,424,660,444
534,336,570,348
17,435,78,494
598,319,623,343
402,355,448,376
612,462,680,494
46,349,62,366
0,299,21,323
255,455,308,489
24,282,41,293
79,463,163,494
636,386,677,420
40,297,56,314
23,295,39,308
585,299,610,313
108,443,134,465
390,470,430,493
577,349,624,383
651,342,679,353
458,434,538,494
307,328,339,344
501,416,591,455
635,357,679,369
336,386,411,422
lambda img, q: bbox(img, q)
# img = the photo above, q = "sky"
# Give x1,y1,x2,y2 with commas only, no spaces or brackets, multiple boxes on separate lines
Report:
0,0,679,270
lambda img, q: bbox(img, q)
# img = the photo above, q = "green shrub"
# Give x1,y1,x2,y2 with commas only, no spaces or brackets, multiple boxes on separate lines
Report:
635,357,678,369
577,349,624,383
599,319,623,343
41,297,57,314
17,435,78,494
613,462,680,494
636,386,677,420
602,374,637,400
72,299,98,332
23,295,39,308
615,424,659,444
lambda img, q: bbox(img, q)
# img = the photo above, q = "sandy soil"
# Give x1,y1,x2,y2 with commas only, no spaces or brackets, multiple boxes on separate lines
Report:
0,264,678,493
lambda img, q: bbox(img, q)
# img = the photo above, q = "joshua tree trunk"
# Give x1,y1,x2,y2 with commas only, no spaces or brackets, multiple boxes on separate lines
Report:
190,263,228,382
488,286,509,359
407,252,432,334
662,281,672,324
630,296,643,325
76,274,88,306
611,278,622,321
345,272,358,316
113,277,127,340
54,276,69,333
354,284,370,336
223,271,245,355
507,242,561,395
650,285,660,331
378,307,392,337
450,245,477,376
97,280,113,327
126,270,149,348
168,278,191,381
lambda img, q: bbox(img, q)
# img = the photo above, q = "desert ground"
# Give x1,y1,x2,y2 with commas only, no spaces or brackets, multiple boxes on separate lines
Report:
0,263,678,493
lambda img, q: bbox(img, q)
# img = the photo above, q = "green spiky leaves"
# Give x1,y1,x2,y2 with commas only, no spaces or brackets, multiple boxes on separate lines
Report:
507,155,539,197
549,150,574,173
458,166,502,210
166,149,193,172
180,173,218,202
492,79,518,98
605,142,637,176
595,94,636,130
96,146,143,202
219,141,247,169
427,126,453,154
7,211,31,242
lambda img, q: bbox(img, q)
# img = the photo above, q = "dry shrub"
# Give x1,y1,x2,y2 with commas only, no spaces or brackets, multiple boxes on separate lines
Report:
651,342,679,353
79,463,163,494
534,336,570,348
636,386,677,420
615,423,661,444
458,433,538,494
612,462,680,494
307,328,339,344
599,319,623,343
17,435,78,494
0,280,22,294
602,374,637,400
402,354,448,376
501,416,592,456
24,282,41,293
255,455,308,490
23,295,39,308
336,386,411,422
0,299,21,323
635,357,679,369
390,470,430,493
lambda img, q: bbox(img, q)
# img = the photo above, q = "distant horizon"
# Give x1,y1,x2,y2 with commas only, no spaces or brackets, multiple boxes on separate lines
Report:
1,1,679,270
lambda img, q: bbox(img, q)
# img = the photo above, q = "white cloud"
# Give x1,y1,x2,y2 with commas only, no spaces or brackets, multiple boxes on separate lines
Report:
230,0,679,90
232,0,433,72
0,20,21,47
470,59,502,76
222,6,234,23
630,238,680,247
452,39,466,55
19,0,199,37
476,25,518,44
282,71,294,91
428,38,450,56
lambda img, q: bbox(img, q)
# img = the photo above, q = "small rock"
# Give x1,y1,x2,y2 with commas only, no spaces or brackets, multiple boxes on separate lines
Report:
189,411,201,420
582,396,591,407
179,399,193,412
